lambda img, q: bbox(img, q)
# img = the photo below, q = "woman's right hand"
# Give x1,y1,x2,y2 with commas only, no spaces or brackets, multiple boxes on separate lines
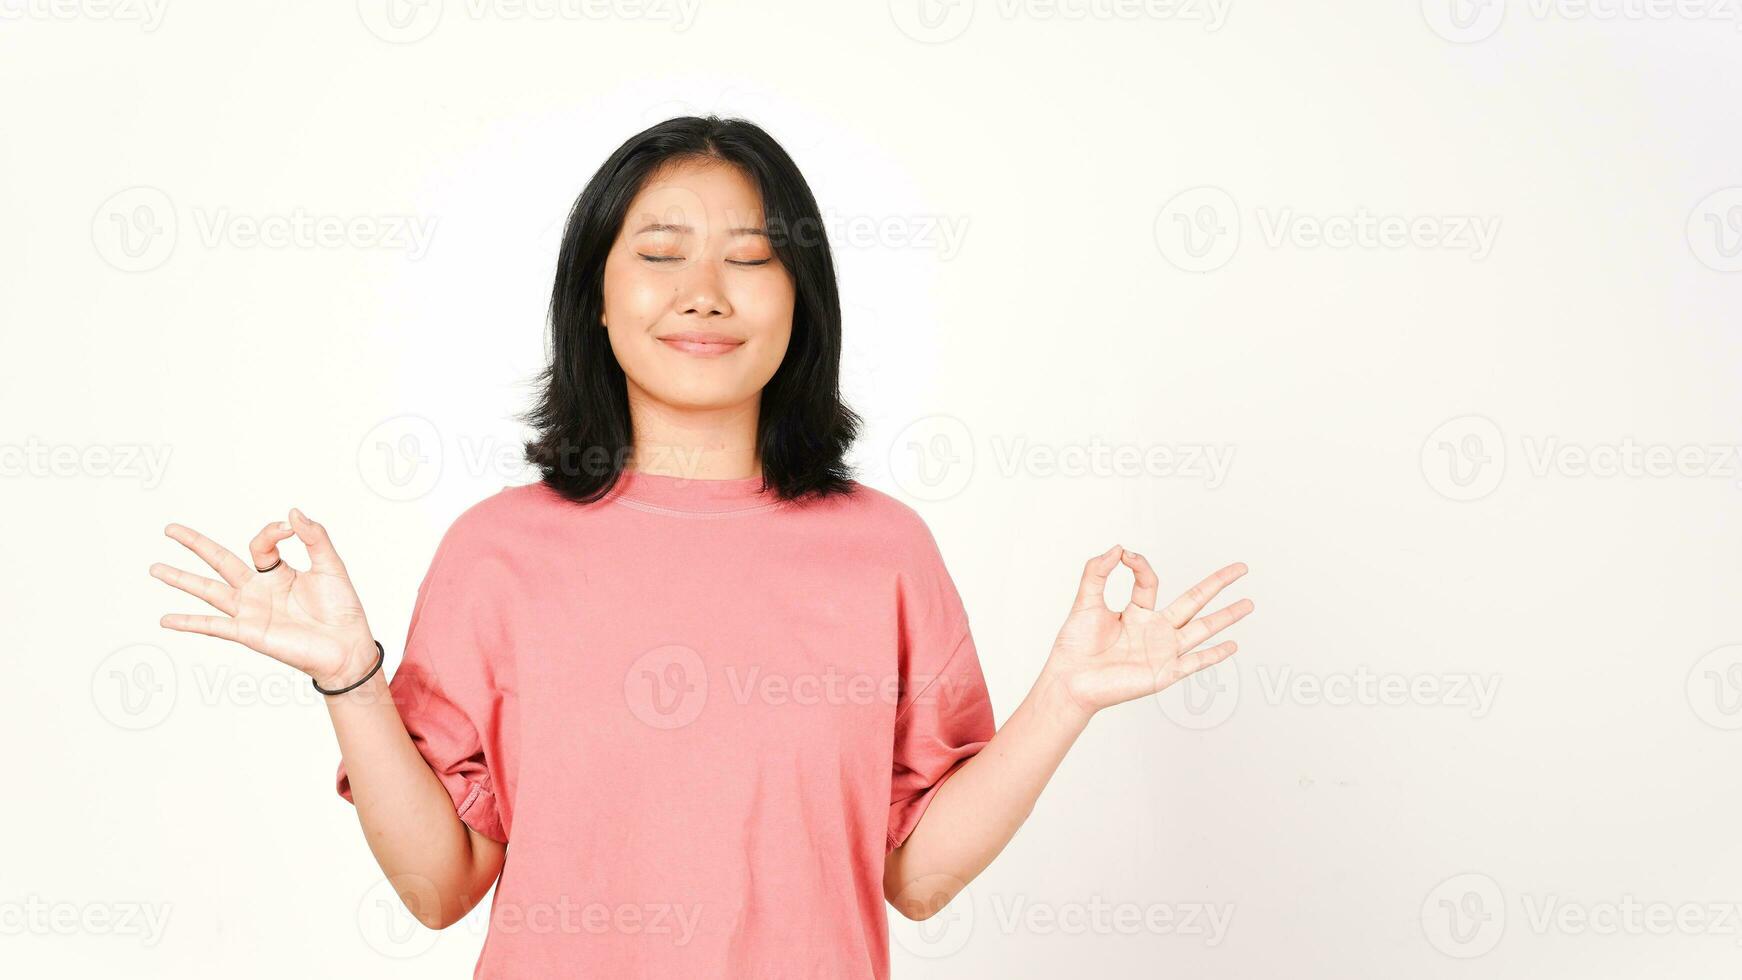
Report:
150,508,378,689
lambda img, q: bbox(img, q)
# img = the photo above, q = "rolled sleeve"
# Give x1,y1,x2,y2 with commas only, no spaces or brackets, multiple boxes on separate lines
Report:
886,514,996,853
334,521,509,844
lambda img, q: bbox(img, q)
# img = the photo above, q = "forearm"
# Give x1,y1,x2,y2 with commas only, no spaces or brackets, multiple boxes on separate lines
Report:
324,641,496,929
883,668,1090,917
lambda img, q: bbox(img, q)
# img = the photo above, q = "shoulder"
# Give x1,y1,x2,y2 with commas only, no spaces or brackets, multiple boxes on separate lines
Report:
812,479,933,534
427,482,563,563
807,480,951,573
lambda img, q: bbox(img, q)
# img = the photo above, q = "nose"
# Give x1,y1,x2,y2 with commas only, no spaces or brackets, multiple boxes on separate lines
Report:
675,261,729,318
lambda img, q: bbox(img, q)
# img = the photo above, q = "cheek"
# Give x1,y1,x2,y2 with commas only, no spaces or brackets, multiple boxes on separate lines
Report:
603,263,670,325
740,275,796,337
751,291,796,376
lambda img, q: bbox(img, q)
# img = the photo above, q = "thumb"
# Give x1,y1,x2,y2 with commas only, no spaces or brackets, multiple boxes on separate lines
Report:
289,507,347,575
1072,543,1124,612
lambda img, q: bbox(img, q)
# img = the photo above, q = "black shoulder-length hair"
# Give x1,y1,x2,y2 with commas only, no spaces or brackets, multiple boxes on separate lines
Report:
519,115,862,506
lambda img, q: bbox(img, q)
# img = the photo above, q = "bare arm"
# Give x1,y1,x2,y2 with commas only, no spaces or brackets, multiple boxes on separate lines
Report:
151,508,503,929
884,547,1253,918
882,670,1086,918
324,655,506,928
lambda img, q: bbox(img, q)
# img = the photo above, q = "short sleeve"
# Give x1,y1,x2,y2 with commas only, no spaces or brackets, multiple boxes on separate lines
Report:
334,521,508,844
887,516,996,853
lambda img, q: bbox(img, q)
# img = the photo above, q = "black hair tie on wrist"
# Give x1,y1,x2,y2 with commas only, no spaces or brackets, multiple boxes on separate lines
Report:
313,640,385,696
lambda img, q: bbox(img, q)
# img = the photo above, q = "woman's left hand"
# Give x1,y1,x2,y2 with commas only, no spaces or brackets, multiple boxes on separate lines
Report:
1042,545,1253,723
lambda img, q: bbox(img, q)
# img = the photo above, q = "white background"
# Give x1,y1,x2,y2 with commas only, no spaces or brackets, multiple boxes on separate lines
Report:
4,0,1741,976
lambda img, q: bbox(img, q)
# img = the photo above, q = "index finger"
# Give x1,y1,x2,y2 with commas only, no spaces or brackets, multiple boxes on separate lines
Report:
1159,561,1248,628
164,523,253,588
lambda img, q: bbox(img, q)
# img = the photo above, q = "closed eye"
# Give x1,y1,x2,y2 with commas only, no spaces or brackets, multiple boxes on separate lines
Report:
638,254,774,267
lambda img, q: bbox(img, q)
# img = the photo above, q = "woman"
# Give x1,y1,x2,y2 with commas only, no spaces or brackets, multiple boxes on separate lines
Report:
148,116,1254,978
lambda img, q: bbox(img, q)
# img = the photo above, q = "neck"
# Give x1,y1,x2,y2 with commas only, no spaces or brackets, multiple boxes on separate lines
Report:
624,383,761,480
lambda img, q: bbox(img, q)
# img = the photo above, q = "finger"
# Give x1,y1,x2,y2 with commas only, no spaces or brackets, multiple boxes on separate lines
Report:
1072,544,1125,612
164,523,252,588
289,507,347,575
1159,561,1249,628
250,520,296,574
1121,549,1159,610
149,562,238,616
1158,640,1238,688
159,612,241,642
1177,597,1256,650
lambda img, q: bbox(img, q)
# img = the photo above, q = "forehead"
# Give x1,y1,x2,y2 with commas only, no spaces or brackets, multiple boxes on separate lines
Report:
624,159,766,230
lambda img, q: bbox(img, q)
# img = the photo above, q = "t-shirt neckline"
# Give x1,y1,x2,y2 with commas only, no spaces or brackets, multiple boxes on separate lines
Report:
604,467,780,516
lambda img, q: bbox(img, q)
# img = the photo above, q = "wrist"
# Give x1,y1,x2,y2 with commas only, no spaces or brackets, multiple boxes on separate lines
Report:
314,633,382,690
1031,665,1095,734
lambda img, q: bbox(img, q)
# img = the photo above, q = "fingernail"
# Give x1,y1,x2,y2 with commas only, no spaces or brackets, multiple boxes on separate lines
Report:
290,508,305,523
277,521,291,532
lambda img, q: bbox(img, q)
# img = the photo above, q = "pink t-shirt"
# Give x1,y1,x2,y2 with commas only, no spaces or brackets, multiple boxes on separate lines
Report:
335,470,996,978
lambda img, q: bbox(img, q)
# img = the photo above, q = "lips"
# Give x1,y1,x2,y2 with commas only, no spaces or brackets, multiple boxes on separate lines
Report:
656,332,745,357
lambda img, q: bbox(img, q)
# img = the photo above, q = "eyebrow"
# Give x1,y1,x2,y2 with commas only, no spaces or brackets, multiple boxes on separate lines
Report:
631,222,767,237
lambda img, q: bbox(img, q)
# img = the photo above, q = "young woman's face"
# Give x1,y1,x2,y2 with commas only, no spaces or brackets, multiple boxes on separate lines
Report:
600,159,795,413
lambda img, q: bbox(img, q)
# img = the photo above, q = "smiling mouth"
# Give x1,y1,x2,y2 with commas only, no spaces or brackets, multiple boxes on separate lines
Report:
657,333,745,357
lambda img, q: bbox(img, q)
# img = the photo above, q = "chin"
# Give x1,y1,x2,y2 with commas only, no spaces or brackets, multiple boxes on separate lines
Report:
642,378,756,412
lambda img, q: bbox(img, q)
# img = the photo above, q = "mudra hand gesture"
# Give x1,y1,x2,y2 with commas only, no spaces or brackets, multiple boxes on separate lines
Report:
148,508,379,689
1044,545,1253,723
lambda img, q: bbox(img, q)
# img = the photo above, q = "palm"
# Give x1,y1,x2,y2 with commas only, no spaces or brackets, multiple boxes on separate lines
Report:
150,510,374,682
231,565,369,672
1046,547,1253,716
